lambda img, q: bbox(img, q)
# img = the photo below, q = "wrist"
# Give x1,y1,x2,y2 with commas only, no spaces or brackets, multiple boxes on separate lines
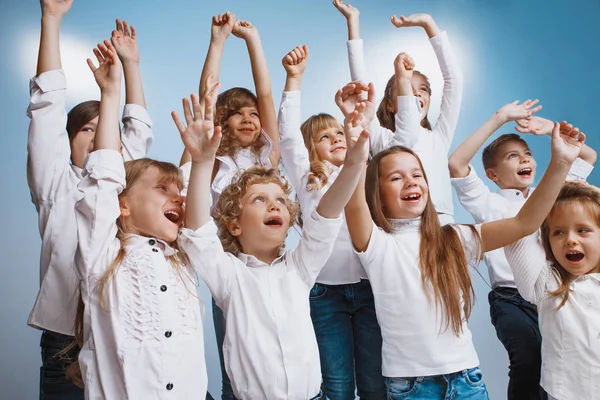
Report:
191,157,215,166
100,86,121,97
491,111,508,127
121,59,140,70
209,37,227,48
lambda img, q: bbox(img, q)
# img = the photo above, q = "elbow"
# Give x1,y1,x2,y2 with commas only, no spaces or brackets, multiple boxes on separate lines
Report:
447,155,467,178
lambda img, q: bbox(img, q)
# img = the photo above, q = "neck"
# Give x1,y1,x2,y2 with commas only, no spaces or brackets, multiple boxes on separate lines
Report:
243,245,281,265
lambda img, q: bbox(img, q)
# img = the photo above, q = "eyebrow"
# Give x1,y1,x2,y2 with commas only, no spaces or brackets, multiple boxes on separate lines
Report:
384,167,421,179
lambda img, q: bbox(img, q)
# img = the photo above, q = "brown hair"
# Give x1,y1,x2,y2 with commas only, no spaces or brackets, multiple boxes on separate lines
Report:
212,167,300,255
299,113,341,191
366,146,481,335
215,87,264,161
482,133,529,170
541,181,600,309
66,100,100,140
376,72,432,132
66,158,187,387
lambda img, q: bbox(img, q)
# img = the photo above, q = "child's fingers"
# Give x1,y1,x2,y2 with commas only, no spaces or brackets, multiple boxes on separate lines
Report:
93,48,104,65
335,89,344,109
86,58,97,73
211,126,223,147
116,18,123,33
130,25,136,40
205,96,216,123
182,97,193,126
367,82,376,104
578,132,586,143
530,105,542,115
171,111,186,135
123,20,130,37
191,93,202,119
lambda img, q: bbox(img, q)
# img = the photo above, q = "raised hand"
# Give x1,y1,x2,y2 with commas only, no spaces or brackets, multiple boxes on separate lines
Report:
198,73,221,119
515,115,553,136
394,52,415,80
41,0,73,19
86,40,122,94
335,81,376,129
343,102,370,166
282,45,308,78
391,13,433,28
232,19,258,41
211,12,236,44
333,0,359,21
111,19,139,64
497,99,542,124
551,121,585,165
172,93,222,163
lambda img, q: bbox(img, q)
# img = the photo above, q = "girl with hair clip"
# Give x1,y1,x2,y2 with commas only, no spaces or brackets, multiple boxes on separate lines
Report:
175,80,369,399
505,183,600,399
71,41,207,399
344,118,585,399
334,1,462,225
278,45,385,399
27,1,152,398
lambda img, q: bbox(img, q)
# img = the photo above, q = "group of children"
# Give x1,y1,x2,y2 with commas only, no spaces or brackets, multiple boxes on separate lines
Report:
27,1,599,400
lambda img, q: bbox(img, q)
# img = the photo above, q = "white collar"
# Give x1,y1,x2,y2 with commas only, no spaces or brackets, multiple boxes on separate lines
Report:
122,233,178,256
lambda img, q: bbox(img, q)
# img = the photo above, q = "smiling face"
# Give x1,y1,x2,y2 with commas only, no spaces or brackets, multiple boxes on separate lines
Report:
546,202,600,276
410,72,431,121
486,140,537,191
119,165,184,243
225,105,262,148
313,125,346,167
378,151,429,219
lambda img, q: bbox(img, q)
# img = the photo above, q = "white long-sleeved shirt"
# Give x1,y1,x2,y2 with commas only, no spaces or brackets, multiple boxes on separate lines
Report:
348,33,463,221
505,233,600,400
277,90,368,284
26,69,153,335
451,161,593,288
179,210,342,400
356,219,481,377
75,150,207,400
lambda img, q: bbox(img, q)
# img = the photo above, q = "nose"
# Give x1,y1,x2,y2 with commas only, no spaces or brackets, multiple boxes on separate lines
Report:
268,200,281,212
333,136,342,144
565,231,578,247
404,177,418,188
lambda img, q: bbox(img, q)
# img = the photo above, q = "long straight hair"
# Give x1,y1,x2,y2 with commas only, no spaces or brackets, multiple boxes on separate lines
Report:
376,73,432,132
300,113,341,191
365,146,480,335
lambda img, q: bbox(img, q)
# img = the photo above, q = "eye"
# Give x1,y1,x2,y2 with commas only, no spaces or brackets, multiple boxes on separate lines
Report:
320,135,328,141
232,111,241,116
253,196,265,203
525,151,532,157
337,131,344,136
552,230,564,236
156,184,167,192
508,153,517,159
251,112,259,117
413,173,423,178
276,197,287,205
81,127,95,133
391,175,401,182
578,228,590,234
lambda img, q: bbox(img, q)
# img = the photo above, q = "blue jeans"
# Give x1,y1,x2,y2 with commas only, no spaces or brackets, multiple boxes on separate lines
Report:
40,330,84,400
489,288,547,400
213,298,235,400
385,368,489,399
310,280,385,400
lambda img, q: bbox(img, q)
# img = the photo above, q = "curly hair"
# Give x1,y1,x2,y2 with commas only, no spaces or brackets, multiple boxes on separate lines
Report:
215,87,265,162
300,113,341,191
212,167,300,255
376,73,432,132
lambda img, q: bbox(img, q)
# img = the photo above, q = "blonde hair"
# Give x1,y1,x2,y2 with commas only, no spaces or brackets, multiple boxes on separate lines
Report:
376,73,432,132
215,87,264,161
366,146,481,335
66,158,188,387
541,181,600,309
212,167,300,255
299,113,341,191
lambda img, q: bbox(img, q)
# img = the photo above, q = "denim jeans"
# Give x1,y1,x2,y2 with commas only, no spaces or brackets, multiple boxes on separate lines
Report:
213,297,235,400
489,288,547,400
310,279,386,400
40,330,84,400
385,367,489,399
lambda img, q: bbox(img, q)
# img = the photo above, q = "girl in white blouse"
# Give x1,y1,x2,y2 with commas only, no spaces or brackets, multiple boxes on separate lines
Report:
344,122,585,399
505,181,600,400
71,41,207,399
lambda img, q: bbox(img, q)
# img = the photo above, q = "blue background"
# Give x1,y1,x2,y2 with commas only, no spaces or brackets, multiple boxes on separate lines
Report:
1,0,598,398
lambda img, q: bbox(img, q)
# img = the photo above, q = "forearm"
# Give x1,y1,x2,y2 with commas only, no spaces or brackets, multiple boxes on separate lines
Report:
95,91,122,151
422,19,441,38
449,112,505,177
578,143,597,166
284,75,303,92
185,159,215,231
246,34,271,98
37,16,63,75
347,15,359,40
343,166,373,252
395,77,413,97
122,61,146,108
199,40,225,95
317,161,363,219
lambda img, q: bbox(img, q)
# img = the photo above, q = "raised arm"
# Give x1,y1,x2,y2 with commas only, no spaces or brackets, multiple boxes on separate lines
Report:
448,100,541,178
480,123,585,252
333,0,366,83
232,20,279,166
199,12,236,97
174,93,222,231
111,19,153,161
37,0,72,75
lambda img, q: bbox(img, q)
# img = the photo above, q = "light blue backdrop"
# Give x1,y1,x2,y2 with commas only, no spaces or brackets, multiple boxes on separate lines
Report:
0,1,598,399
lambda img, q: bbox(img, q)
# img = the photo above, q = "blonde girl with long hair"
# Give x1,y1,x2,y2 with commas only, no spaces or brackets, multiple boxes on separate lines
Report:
344,119,585,399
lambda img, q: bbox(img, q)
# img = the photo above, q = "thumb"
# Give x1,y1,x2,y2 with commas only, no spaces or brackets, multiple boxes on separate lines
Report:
551,122,560,142
211,126,223,146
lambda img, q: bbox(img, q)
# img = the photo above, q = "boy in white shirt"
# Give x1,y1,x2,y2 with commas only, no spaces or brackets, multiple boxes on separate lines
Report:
448,103,596,400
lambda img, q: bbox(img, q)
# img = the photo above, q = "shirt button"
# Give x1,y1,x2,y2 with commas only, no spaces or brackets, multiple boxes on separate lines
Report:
160,285,167,292
166,383,173,390
152,248,159,253
165,331,172,338
149,239,156,246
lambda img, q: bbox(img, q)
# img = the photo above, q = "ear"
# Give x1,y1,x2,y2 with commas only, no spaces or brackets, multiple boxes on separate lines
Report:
119,197,131,217
227,220,242,237
485,168,500,183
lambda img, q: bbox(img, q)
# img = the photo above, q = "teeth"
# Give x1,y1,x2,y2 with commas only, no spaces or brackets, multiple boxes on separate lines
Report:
402,194,420,200
164,210,180,222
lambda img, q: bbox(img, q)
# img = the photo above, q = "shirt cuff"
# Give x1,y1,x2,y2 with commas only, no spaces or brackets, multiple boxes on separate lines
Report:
566,158,594,182
450,164,478,186
30,69,67,93
84,149,126,190
122,104,153,127
429,30,448,48
181,219,218,240
305,209,343,240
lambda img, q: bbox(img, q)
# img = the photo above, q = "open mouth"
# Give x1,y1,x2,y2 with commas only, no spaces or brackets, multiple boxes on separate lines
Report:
238,128,255,134
565,251,584,262
264,215,283,227
331,146,346,153
164,209,182,224
401,193,422,202
517,167,533,177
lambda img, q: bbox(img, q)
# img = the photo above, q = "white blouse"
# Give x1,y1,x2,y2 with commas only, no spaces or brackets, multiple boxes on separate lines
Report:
75,150,207,399
26,69,153,336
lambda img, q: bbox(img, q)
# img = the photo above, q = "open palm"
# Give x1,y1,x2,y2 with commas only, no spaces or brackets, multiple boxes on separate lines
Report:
111,19,139,64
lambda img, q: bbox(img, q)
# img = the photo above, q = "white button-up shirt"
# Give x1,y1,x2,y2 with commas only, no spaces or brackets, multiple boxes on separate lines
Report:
356,219,481,377
179,210,342,400
451,161,593,288
75,150,207,400
277,90,368,284
347,33,462,220
26,69,153,335
505,233,600,400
